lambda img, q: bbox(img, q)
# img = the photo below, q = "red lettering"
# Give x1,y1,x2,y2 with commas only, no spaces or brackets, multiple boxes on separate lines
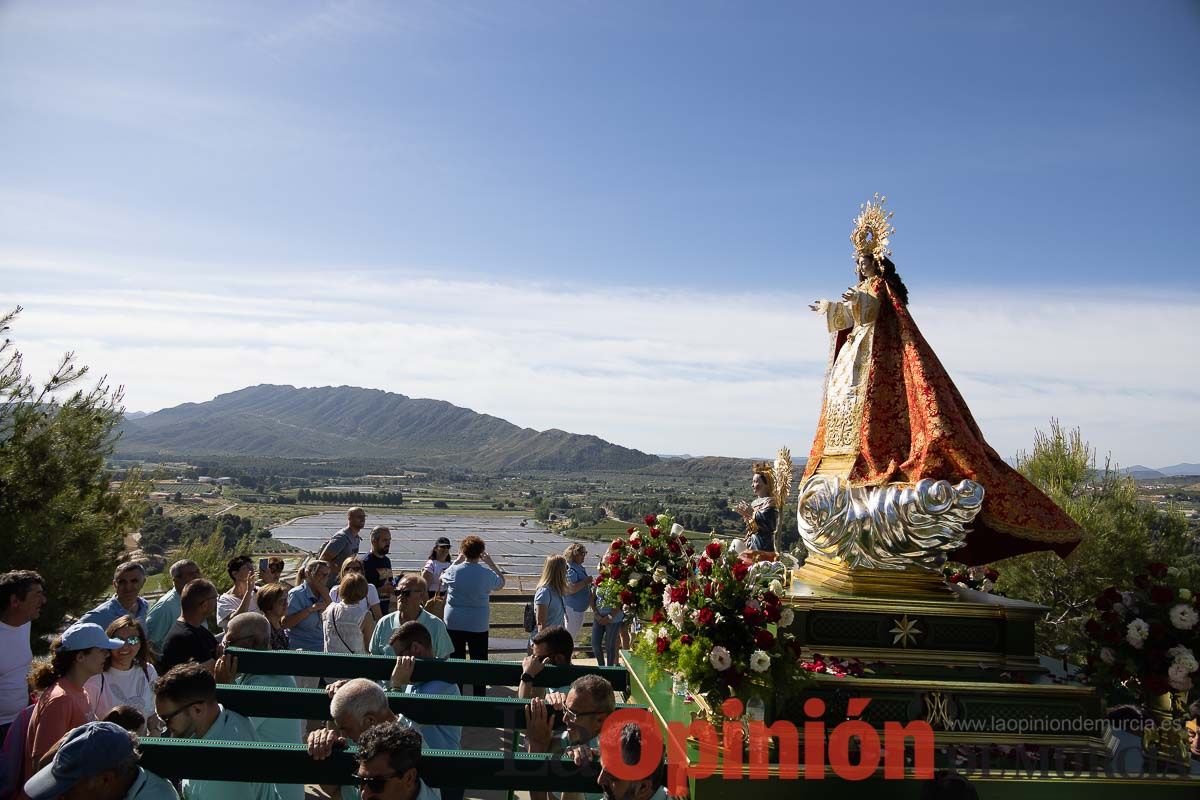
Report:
747,721,799,779
883,720,935,779
828,720,880,781
803,697,826,780
721,698,744,779
665,718,720,796
599,709,661,782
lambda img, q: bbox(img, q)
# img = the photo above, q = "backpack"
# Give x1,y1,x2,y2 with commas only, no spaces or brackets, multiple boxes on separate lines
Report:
522,602,536,633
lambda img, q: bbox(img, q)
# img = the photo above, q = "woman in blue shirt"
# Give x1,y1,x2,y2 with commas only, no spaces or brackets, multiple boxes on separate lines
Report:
533,555,569,635
440,535,505,697
561,544,593,639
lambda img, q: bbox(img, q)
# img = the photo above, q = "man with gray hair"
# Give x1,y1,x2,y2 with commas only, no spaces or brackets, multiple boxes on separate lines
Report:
216,612,303,800
80,561,149,629
145,560,201,653
307,678,401,800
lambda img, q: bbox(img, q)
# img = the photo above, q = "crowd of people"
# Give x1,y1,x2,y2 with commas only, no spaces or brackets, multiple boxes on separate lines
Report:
0,507,659,800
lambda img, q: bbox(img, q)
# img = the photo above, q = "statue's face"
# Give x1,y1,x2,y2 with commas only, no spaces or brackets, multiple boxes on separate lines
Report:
752,473,769,497
855,254,880,280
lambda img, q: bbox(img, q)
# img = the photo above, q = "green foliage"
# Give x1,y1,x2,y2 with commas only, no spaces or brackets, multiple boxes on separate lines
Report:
0,307,147,647
297,488,404,506
174,529,260,594
139,512,255,552
996,420,1198,662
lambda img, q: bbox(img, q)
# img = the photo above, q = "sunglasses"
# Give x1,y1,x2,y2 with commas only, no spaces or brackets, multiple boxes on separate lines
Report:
350,772,400,793
395,590,416,598
158,700,201,725
119,636,141,646
563,707,606,724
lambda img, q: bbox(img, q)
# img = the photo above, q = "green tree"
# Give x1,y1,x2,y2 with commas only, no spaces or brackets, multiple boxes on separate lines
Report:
175,529,260,595
995,421,1197,661
0,307,146,647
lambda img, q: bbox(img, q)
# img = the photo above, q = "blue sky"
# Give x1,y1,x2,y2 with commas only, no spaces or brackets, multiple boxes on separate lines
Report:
3,1,1198,466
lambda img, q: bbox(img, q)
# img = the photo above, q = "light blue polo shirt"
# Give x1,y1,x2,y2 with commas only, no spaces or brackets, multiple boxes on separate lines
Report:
80,595,149,629
235,673,303,800
145,589,181,653
441,564,502,633
124,766,180,799
182,706,280,800
284,584,325,651
565,563,591,613
402,680,462,751
369,609,454,659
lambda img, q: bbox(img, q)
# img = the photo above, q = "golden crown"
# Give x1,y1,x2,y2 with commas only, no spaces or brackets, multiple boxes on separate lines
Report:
851,193,895,262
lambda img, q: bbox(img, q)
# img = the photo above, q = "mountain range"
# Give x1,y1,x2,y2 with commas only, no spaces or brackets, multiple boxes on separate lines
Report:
1120,464,1200,479
118,384,658,472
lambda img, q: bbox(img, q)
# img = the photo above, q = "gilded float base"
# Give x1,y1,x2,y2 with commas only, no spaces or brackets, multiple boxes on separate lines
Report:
793,553,954,599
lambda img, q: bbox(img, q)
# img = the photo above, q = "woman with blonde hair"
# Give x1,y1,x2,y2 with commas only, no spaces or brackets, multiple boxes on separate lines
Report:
328,556,382,621
323,573,374,658
82,615,160,734
533,555,569,634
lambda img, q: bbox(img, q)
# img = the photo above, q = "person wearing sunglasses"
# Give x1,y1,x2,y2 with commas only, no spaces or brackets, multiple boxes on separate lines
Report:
153,663,281,800
83,615,161,735
352,720,439,800
524,675,616,800
369,575,453,660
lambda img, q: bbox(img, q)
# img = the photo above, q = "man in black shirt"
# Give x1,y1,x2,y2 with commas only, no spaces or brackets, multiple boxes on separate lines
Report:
160,578,218,673
360,526,394,615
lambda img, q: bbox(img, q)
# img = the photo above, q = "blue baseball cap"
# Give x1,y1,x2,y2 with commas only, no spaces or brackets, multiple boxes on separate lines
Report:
59,621,126,652
24,721,136,799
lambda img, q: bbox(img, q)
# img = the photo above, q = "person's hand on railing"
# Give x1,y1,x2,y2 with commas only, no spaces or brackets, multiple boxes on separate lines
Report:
390,656,416,689
214,653,238,684
543,691,568,710
306,728,347,761
524,697,554,754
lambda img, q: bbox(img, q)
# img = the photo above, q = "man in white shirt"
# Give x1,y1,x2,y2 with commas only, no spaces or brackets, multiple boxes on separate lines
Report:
0,570,46,741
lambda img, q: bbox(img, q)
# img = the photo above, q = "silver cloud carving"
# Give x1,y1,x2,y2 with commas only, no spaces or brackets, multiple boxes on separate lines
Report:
795,475,985,571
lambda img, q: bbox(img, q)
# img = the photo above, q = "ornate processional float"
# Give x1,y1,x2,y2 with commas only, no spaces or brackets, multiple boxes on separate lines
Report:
613,197,1199,799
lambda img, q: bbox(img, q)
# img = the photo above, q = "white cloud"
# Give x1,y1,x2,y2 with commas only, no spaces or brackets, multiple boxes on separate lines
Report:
6,254,1198,467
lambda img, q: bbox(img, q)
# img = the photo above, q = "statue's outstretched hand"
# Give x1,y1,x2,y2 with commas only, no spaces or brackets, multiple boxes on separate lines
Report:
809,299,828,313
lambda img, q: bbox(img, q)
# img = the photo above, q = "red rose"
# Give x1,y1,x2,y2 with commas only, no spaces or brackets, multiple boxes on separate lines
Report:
1149,586,1174,605
625,555,636,566
630,539,641,549
949,572,966,584
644,546,657,558
731,562,749,581
984,568,1000,582
610,567,622,579
1084,618,1103,639
702,581,714,597
668,585,689,604
656,638,670,654
1094,595,1114,611
743,605,764,625
754,629,775,649
645,514,658,525
612,539,625,550
607,553,620,565
1100,610,1119,625
619,589,634,604
762,591,779,606
650,527,661,538
696,607,715,626
685,546,695,556
651,609,665,623
667,540,681,553
698,558,713,575
705,542,722,559
1147,562,1169,580
626,527,635,535
680,634,693,645
763,604,782,623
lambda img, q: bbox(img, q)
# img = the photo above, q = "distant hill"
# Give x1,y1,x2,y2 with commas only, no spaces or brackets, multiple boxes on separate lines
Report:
117,384,658,472
1158,463,1200,477
1121,465,1165,479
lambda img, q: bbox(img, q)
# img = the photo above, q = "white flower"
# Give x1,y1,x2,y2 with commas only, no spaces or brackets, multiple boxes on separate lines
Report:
1168,604,1199,630
1168,645,1198,672
628,578,640,588
1167,662,1194,691
653,566,668,584
666,602,687,629
658,626,670,638
1180,589,1193,602
643,628,657,644
1126,619,1150,649
714,612,726,624
749,650,771,673
629,531,641,542
1099,647,1116,665
709,646,732,671
779,608,795,627
769,579,784,594
980,579,995,593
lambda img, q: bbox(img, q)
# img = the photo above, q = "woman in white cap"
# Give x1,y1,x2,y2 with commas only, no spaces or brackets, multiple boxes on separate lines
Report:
22,622,124,793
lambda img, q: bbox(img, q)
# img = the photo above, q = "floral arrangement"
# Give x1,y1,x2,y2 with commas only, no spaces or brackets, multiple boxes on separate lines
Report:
595,513,694,621
632,537,808,708
1084,562,1200,698
943,564,1001,595
799,653,873,678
